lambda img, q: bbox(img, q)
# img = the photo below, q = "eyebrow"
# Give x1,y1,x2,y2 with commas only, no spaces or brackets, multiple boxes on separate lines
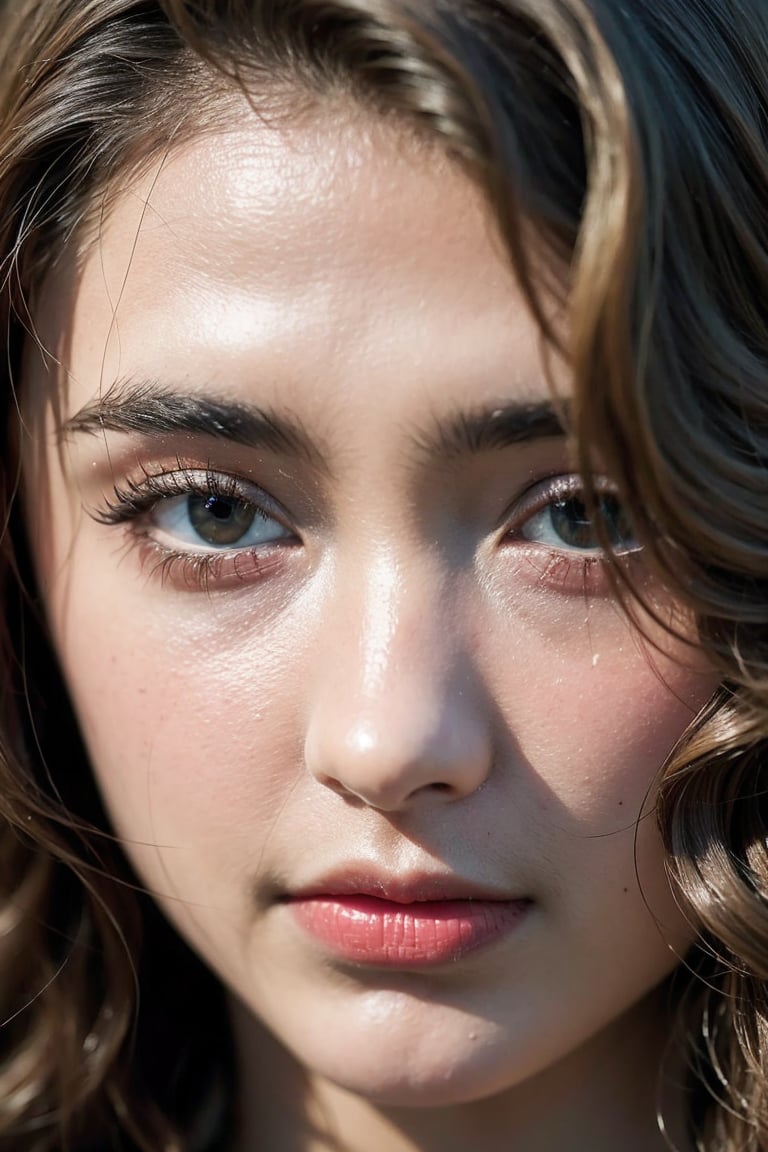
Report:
62,379,324,467
62,378,567,464
421,400,567,459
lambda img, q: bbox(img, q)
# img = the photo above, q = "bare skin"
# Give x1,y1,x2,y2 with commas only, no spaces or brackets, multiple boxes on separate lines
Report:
23,97,710,1151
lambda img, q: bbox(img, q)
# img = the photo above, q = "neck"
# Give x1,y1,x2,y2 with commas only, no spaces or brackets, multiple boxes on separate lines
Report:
229,989,690,1152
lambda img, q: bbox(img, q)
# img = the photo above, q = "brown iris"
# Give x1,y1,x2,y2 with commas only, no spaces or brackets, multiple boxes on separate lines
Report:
187,495,258,546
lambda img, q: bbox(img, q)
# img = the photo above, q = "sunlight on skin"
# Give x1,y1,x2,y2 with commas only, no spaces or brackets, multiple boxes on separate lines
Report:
22,98,714,1152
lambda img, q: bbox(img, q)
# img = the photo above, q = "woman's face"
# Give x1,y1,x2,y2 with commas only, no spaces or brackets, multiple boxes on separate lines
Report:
24,98,714,1107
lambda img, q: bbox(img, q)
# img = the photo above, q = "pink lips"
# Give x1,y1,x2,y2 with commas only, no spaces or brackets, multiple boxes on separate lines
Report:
285,878,530,967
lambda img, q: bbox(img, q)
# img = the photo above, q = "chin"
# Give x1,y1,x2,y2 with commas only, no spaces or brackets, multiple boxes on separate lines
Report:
277,1008,518,1108
310,1056,512,1109
326,1067,510,1110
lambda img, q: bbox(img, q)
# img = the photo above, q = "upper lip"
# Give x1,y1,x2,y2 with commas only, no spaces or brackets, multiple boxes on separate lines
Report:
283,868,524,905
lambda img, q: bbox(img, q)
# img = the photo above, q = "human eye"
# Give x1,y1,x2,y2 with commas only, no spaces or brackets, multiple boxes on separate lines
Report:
516,475,638,555
93,465,296,590
504,473,640,595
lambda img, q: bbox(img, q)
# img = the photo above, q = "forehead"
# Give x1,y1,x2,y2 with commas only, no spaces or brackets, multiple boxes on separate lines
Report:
28,93,555,443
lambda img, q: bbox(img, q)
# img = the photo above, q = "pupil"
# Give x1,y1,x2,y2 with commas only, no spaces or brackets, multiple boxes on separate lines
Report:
189,495,256,545
205,496,234,521
550,494,630,550
551,497,596,549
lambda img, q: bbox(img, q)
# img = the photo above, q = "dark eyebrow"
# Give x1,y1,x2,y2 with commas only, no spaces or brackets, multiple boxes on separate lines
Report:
62,379,567,467
61,378,324,468
418,399,568,460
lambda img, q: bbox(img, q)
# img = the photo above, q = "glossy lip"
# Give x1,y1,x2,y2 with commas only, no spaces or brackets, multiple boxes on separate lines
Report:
281,869,532,968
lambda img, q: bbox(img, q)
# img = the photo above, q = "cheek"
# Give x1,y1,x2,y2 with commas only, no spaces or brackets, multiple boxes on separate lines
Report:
533,651,709,932
49,575,314,903
481,593,715,936
485,587,712,822
534,659,693,815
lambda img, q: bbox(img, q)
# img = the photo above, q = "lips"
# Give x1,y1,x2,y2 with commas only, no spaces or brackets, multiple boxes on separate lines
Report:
283,872,531,968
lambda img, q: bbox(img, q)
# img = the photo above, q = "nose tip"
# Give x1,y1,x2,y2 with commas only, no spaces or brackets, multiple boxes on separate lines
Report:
303,681,492,812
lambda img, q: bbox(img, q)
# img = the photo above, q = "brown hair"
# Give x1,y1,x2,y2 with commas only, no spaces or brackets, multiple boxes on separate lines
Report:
1,1,768,1148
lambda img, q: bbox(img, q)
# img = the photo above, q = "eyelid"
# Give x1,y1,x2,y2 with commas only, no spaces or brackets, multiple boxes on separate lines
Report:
506,473,612,530
506,471,640,560
94,464,291,531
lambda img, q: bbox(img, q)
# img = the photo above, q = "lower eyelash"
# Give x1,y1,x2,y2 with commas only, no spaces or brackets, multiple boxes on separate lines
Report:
520,549,611,597
521,545,645,601
136,537,286,592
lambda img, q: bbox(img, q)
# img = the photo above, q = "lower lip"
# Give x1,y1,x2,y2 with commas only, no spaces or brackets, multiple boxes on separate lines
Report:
287,895,530,967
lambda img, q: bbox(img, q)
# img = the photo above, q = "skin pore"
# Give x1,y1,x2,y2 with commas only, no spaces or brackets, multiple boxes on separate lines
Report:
22,94,715,1151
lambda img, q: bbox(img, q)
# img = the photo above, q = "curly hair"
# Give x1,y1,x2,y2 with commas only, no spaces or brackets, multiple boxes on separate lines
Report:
1,1,768,1148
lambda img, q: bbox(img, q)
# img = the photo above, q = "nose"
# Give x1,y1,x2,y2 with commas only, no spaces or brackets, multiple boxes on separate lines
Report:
303,553,493,812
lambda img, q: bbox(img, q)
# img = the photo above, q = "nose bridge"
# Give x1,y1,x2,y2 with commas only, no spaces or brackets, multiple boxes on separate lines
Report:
304,545,492,810
317,545,433,737
358,545,405,701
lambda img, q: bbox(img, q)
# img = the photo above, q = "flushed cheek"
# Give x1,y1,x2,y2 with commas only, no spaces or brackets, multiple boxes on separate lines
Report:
536,672,686,809
483,600,712,824
566,657,697,802
484,623,711,938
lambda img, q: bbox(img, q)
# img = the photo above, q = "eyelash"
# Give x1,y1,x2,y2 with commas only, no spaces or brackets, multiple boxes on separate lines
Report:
95,466,293,591
99,466,242,521
93,465,636,595
504,474,639,596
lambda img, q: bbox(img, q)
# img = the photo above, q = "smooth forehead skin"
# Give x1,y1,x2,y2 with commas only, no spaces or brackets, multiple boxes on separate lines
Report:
24,95,713,1151
47,109,532,419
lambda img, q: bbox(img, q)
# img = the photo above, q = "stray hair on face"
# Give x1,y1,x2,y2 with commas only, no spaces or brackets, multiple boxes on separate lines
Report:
1,1,768,1149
